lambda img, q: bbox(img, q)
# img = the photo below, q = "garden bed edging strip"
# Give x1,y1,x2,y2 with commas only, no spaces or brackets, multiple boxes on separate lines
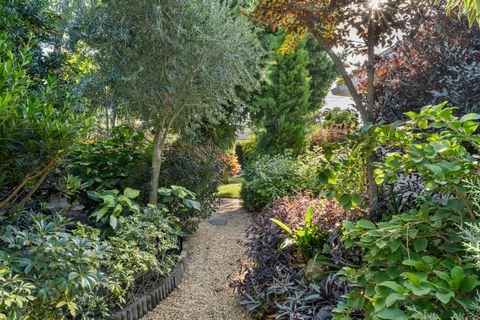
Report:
110,238,189,320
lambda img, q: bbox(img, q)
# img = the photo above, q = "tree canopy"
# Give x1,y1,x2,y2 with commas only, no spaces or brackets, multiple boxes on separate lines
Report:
78,0,262,203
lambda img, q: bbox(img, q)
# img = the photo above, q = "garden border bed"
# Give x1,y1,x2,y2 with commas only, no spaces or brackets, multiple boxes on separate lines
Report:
111,237,189,320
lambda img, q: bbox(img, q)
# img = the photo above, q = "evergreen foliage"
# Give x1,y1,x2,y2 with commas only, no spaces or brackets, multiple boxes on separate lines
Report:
255,37,311,156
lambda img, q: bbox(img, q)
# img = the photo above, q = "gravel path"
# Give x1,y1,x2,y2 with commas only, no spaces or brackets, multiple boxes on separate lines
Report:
145,198,252,320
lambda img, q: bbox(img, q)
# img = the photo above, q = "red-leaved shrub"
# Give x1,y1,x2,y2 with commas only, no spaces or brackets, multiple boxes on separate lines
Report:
266,190,354,232
234,191,363,319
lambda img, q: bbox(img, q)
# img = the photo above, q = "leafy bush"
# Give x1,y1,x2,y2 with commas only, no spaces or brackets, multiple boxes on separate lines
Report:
309,125,350,150
0,206,181,319
338,198,480,319
68,126,148,206
274,275,359,320
241,154,304,212
318,107,359,129
157,185,201,232
240,135,258,164
333,105,480,319
241,151,328,212
96,206,180,308
0,35,88,212
372,11,480,122
0,214,109,319
159,141,227,230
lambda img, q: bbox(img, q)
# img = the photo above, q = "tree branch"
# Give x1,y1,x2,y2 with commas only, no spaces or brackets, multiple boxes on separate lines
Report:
310,29,368,122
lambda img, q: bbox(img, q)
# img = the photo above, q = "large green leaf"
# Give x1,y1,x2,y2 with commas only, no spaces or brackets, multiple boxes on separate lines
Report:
270,218,293,236
124,187,140,199
304,207,314,228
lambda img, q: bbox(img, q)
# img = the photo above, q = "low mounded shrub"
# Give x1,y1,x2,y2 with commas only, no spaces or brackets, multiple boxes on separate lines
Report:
240,152,324,212
235,192,361,319
241,154,303,212
0,206,181,319
309,125,349,150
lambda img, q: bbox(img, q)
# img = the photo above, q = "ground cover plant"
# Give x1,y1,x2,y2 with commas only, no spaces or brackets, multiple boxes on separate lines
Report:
235,191,362,319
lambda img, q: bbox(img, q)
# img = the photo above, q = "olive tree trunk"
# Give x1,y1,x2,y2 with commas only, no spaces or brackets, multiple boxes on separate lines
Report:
149,126,168,204
148,115,177,205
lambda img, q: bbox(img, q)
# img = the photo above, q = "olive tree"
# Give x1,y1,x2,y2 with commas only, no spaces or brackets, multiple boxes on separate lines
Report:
80,0,261,203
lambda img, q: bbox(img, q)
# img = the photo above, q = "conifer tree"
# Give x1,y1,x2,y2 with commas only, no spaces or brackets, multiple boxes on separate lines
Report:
255,37,311,156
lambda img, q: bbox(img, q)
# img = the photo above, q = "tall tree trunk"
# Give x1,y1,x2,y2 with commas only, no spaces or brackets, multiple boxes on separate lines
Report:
148,114,176,204
149,127,165,205
366,9,379,213
105,86,110,137
110,90,117,129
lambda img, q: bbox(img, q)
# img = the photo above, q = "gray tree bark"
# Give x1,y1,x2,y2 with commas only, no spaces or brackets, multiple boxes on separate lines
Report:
149,127,165,204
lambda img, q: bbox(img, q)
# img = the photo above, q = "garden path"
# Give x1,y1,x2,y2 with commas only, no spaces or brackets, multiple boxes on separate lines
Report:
145,198,252,320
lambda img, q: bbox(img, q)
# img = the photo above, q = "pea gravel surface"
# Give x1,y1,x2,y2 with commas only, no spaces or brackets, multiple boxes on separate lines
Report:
145,198,252,320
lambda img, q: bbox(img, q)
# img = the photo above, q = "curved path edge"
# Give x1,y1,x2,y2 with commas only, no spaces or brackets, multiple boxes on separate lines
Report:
111,238,189,320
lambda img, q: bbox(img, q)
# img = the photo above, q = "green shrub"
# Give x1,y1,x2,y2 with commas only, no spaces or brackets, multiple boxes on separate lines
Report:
157,185,201,232
0,206,181,319
338,198,480,319
241,151,328,212
68,126,148,207
318,107,359,129
159,142,227,231
333,104,480,319
96,206,180,307
0,35,88,212
0,214,109,319
241,154,303,212
240,135,258,164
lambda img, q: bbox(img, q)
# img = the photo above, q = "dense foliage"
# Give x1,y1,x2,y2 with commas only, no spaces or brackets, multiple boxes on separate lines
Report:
236,192,360,319
372,11,480,122
160,142,228,231
0,207,180,319
241,154,308,212
238,105,480,320
68,126,148,208
0,34,88,213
